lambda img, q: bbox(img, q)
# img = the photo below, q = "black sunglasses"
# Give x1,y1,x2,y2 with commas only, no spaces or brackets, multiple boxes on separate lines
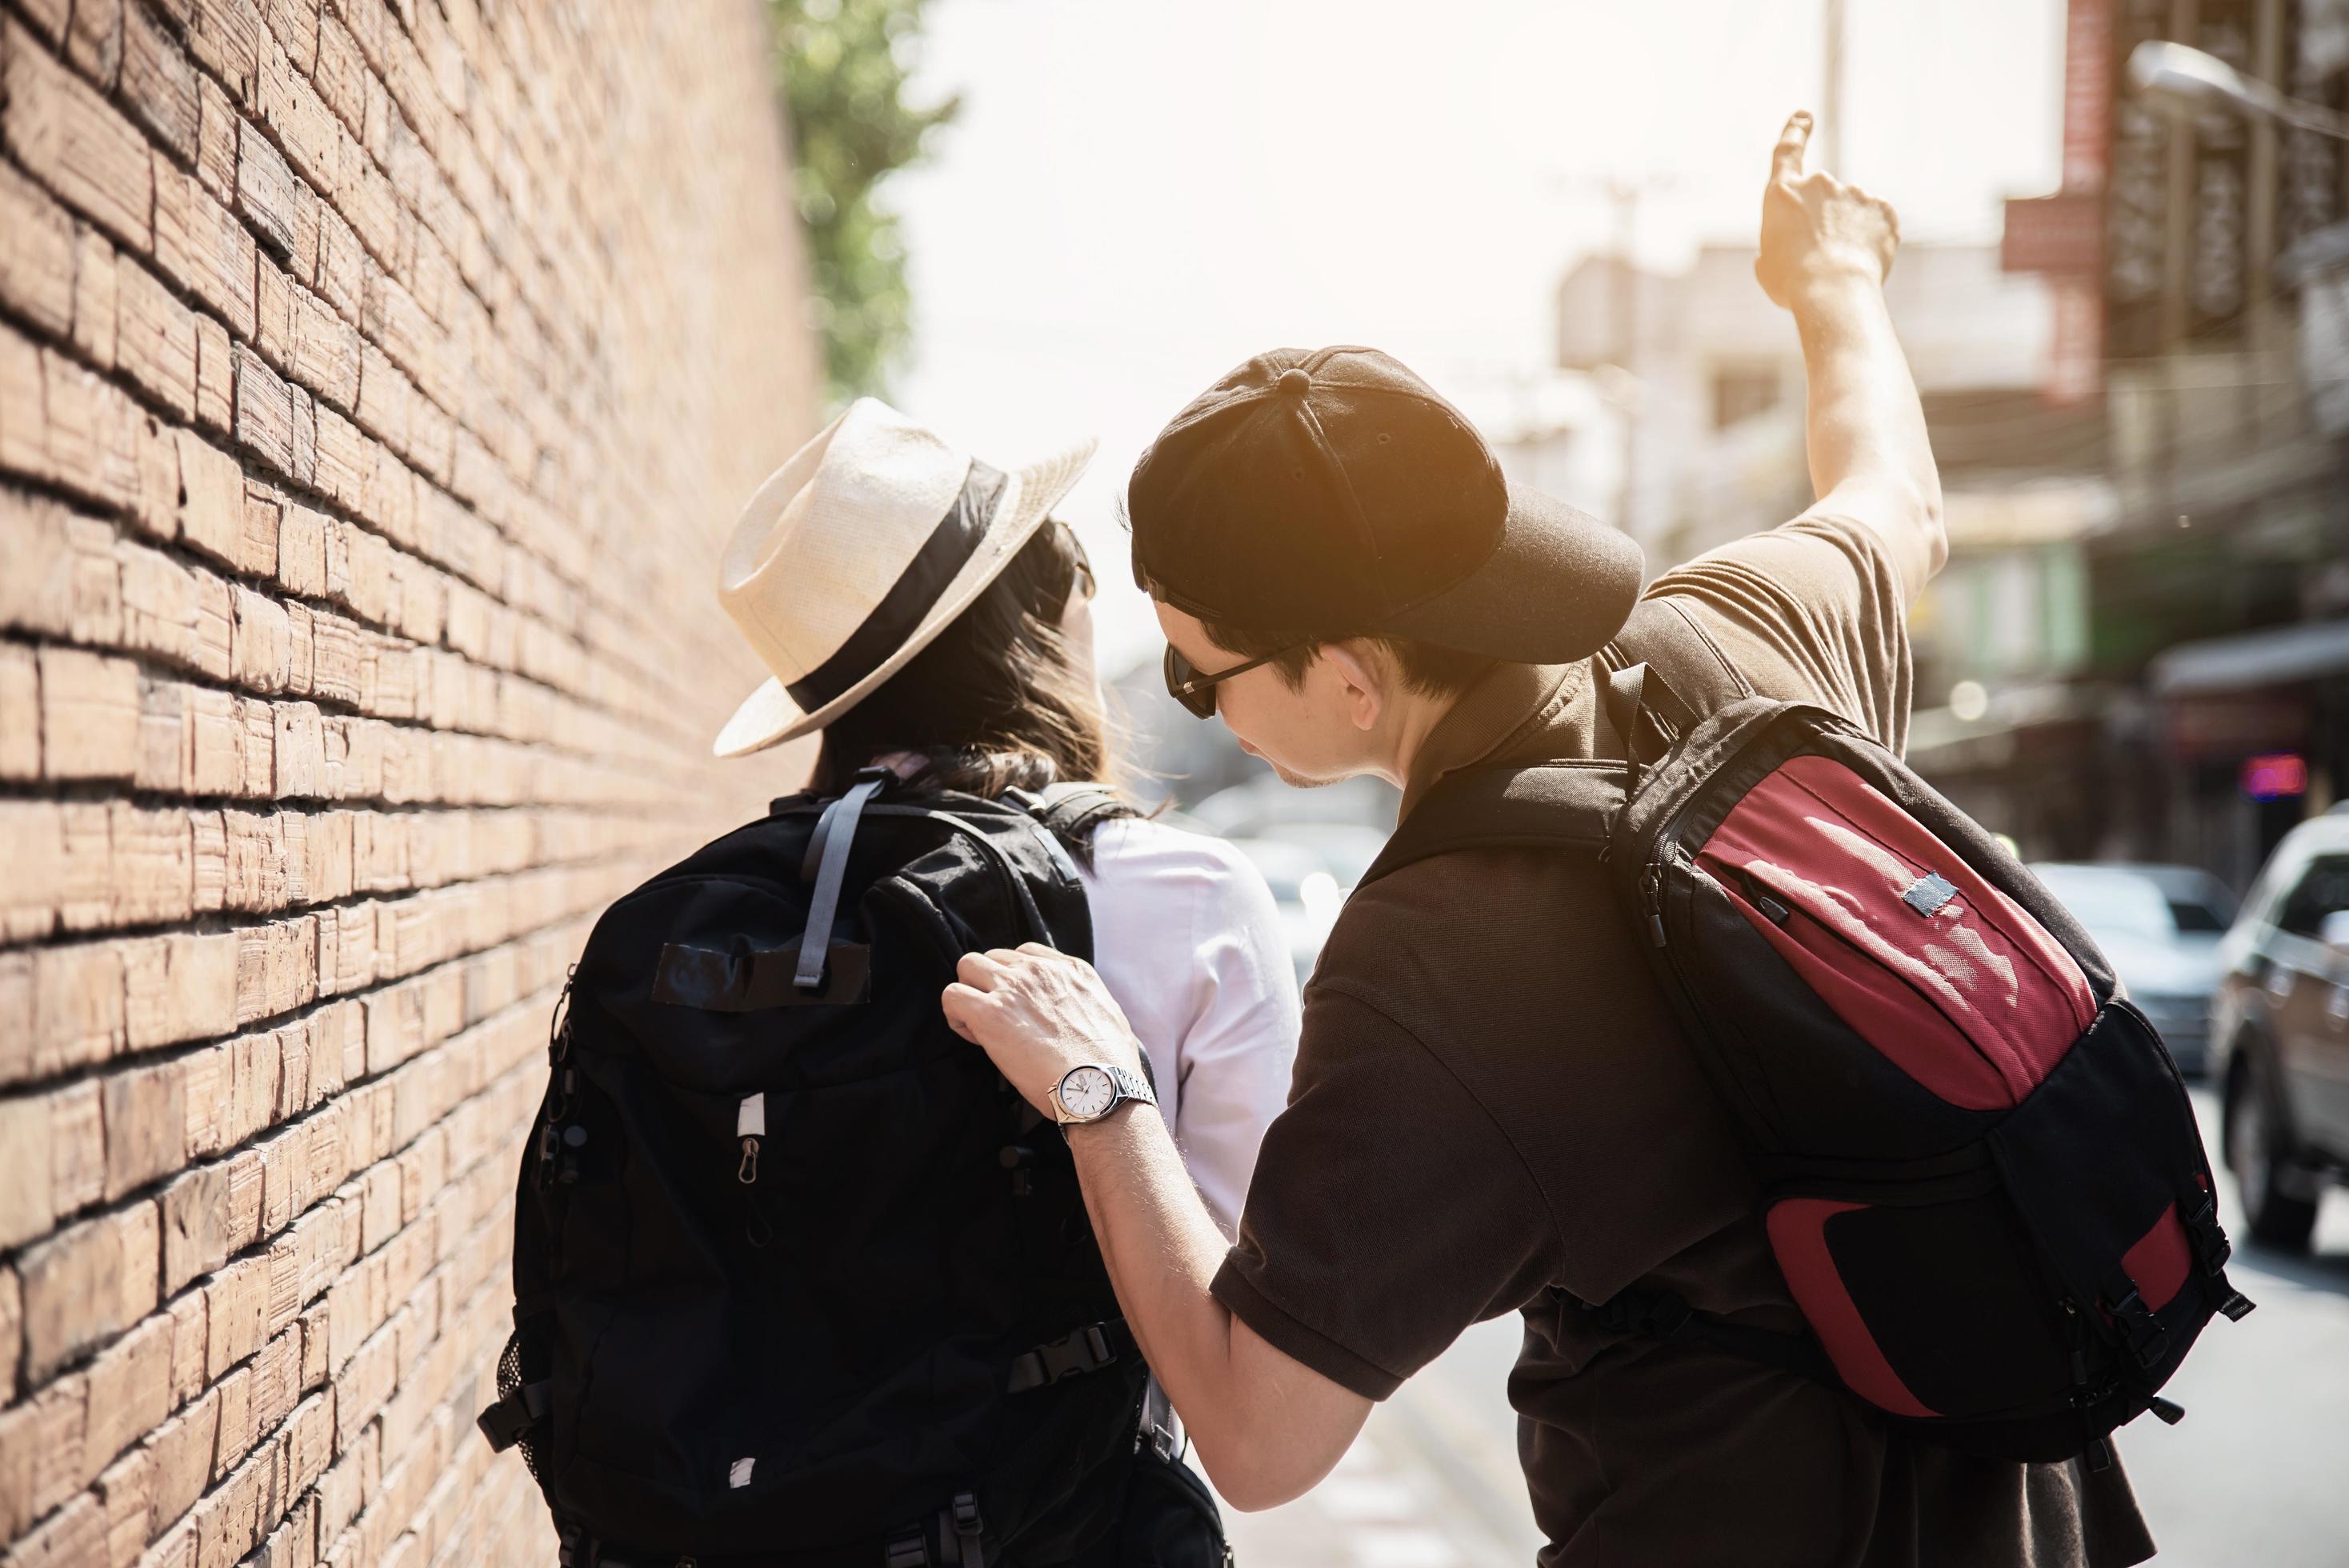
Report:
1162,638,1313,720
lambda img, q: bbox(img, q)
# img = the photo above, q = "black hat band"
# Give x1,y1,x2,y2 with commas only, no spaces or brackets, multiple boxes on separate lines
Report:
786,461,1006,712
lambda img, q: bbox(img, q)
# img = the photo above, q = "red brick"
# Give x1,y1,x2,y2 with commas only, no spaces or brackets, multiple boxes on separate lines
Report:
40,345,146,514
108,802,195,926
104,1058,189,1199
67,0,126,90
121,0,198,158
185,0,261,102
0,319,47,479
82,1312,172,1473
194,71,239,200
115,258,200,421
0,1262,19,1391
14,0,70,46
0,162,76,337
40,645,140,782
194,314,235,435
2,18,154,248
10,1490,106,1568
50,1078,105,1214
166,1288,206,1406
70,223,118,370
18,1201,160,1382
238,118,300,265
96,1445,155,1566
144,1389,217,1538
34,936,126,1074
234,342,297,475
0,1092,58,1248
254,25,339,194
152,157,258,340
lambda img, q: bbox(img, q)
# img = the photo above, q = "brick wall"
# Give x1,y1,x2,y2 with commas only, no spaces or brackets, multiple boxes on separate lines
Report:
0,0,821,1561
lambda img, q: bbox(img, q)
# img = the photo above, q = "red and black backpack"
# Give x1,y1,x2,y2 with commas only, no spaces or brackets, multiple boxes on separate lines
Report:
1363,601,2252,1466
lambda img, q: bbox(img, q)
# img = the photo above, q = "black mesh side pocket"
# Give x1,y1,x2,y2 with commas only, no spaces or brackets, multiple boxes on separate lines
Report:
482,1322,554,1493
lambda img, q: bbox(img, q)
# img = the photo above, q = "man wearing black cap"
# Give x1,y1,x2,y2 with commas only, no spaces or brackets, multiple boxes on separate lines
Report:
944,114,2153,1566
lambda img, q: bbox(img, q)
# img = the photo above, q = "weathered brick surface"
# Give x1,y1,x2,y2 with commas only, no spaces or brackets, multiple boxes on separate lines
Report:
0,1,819,1561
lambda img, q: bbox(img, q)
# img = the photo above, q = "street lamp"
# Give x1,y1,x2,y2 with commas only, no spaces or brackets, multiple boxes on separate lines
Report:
2126,39,2349,139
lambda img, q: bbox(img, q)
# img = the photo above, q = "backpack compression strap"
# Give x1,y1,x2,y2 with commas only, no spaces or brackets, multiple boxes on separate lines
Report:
795,772,889,990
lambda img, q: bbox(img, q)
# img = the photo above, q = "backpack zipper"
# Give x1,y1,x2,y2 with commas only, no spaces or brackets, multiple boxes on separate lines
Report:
737,1093,766,1184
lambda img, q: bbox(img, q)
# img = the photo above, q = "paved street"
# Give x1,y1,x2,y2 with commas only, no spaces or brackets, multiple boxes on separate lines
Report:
1219,1088,2349,1566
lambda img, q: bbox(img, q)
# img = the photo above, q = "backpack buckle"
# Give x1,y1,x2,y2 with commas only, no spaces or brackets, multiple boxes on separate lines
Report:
883,1528,930,1568
1006,1323,1118,1392
2183,1192,2234,1276
476,1381,549,1453
2100,1284,2170,1368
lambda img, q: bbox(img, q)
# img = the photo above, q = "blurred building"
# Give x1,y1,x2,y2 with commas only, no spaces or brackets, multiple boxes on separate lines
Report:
1551,242,2121,850
1973,0,2349,887
2073,0,2349,887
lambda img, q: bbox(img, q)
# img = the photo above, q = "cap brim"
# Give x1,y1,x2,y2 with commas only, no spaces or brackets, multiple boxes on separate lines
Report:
711,435,1098,758
1376,483,1644,663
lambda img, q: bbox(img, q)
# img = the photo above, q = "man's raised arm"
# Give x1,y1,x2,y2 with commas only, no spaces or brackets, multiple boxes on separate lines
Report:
1755,110,1947,608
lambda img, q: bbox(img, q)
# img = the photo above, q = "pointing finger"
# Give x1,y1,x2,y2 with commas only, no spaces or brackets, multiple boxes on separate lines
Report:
1771,110,1814,183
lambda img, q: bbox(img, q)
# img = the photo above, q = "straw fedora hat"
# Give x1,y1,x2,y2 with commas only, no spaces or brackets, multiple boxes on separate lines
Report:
712,398,1097,758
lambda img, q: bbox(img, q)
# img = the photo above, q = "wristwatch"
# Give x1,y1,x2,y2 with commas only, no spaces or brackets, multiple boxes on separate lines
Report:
1052,1062,1157,1127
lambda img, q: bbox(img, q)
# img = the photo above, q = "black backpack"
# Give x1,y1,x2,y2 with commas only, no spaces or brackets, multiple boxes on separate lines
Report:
1363,602,2253,1466
478,772,1170,1566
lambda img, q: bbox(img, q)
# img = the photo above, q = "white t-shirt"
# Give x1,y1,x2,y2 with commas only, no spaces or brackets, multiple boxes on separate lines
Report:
1074,814,1299,1238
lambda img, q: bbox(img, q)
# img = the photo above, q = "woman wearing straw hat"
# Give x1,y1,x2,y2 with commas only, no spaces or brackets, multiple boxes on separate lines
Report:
714,398,1297,1562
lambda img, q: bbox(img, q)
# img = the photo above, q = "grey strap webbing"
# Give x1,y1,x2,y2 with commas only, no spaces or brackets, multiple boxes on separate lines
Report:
795,776,886,990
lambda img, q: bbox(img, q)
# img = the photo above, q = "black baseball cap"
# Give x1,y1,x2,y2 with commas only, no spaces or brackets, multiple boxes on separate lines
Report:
1127,346,1643,662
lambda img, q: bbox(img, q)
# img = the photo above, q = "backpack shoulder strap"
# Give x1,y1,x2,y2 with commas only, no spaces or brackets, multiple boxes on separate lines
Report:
1361,761,1627,888
1030,782,1127,843
1598,598,1755,762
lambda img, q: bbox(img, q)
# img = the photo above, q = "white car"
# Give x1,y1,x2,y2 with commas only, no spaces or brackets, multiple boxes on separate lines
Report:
2027,862,2237,1075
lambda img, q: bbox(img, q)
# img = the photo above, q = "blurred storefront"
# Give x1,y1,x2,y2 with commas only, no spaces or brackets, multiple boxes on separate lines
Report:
2070,0,2349,890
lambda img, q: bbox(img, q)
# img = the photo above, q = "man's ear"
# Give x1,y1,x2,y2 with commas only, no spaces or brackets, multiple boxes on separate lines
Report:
1320,639,1390,734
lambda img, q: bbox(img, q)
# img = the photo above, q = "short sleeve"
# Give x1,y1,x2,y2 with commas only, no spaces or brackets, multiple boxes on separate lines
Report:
1211,987,1556,1400
1646,512,1915,753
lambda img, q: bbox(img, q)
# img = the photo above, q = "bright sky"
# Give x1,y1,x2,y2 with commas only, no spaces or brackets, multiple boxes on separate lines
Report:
892,0,2068,674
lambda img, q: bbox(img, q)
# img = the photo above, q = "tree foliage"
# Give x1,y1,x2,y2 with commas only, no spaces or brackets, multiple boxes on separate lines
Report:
772,0,960,404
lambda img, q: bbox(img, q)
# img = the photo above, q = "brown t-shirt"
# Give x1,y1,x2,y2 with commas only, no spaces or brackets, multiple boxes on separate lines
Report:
1211,515,2156,1568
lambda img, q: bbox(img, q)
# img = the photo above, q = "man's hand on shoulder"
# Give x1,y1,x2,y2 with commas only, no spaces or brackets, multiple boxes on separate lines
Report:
943,943,1147,1121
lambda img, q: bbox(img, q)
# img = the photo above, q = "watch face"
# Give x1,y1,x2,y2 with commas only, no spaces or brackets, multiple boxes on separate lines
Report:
1059,1066,1116,1120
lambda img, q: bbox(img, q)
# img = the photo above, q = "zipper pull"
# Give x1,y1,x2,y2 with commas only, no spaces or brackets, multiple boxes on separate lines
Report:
1642,865,1668,947
737,1093,766,1185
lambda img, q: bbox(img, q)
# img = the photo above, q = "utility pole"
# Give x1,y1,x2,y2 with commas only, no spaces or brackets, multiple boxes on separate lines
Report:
1555,172,1675,545
1606,178,1644,543
1821,0,1847,172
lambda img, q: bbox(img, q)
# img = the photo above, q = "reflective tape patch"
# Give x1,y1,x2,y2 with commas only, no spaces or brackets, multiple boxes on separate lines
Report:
730,1456,755,1489
1900,872,1958,917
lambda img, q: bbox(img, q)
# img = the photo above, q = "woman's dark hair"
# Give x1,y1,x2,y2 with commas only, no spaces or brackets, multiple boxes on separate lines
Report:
811,520,1131,860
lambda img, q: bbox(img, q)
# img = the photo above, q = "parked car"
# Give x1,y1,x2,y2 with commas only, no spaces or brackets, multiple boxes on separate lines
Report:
2028,862,2237,1074
2210,808,2349,1252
